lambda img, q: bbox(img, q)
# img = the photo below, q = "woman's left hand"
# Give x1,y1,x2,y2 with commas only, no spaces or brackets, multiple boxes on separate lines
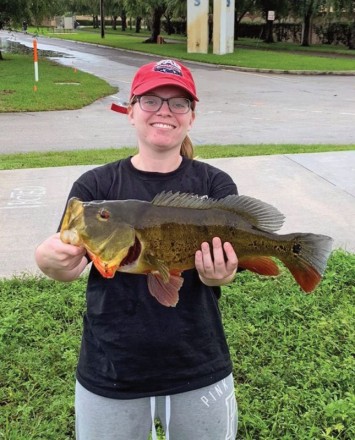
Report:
195,237,238,286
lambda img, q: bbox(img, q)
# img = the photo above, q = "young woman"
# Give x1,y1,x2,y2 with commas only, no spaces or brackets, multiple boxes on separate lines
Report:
35,59,239,440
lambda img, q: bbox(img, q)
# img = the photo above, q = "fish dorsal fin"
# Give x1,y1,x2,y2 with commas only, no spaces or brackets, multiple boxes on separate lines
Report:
218,194,285,232
152,191,285,232
152,191,215,209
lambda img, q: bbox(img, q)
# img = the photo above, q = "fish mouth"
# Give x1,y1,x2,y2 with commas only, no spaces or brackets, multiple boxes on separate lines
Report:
60,198,85,245
119,235,142,268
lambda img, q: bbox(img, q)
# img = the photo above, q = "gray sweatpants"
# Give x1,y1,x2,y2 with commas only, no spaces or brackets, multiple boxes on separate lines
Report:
75,374,238,440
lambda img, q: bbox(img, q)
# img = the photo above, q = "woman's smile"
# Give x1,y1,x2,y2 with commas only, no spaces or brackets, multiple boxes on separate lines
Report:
150,121,177,130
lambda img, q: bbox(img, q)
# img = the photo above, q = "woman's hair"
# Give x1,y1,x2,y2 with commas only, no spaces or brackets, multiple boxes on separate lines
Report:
180,135,194,159
129,96,196,159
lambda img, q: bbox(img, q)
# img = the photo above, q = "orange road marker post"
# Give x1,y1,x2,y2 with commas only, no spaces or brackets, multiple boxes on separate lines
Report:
33,39,39,91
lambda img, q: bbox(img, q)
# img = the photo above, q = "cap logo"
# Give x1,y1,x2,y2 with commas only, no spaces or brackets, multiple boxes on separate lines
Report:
153,60,182,77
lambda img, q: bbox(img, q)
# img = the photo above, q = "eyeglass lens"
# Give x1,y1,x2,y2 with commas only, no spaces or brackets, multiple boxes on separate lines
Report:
138,95,191,114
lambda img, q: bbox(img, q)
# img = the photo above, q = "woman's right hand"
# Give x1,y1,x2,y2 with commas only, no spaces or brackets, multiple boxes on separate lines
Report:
35,232,88,282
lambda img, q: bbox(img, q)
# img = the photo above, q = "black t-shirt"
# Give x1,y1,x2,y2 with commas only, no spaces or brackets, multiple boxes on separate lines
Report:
64,157,238,399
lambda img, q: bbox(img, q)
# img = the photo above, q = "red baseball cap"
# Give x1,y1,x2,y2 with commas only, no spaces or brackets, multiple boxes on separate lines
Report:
130,59,199,102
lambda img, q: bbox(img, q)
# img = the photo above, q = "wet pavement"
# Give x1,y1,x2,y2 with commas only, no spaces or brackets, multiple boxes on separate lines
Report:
1,30,355,153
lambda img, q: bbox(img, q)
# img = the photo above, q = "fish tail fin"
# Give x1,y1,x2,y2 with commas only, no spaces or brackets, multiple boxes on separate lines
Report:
280,233,333,293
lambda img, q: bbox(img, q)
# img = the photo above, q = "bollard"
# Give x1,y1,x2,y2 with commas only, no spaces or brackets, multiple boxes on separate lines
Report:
33,39,39,91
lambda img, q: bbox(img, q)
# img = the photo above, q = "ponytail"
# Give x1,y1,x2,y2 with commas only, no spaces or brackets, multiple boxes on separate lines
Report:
180,100,196,159
180,135,194,159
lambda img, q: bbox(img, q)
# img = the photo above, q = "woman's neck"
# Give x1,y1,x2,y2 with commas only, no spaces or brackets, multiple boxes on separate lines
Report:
131,152,183,173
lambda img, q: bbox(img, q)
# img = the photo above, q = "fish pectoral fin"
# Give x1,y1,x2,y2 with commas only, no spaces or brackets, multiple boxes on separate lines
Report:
145,254,171,283
238,256,280,276
147,272,184,307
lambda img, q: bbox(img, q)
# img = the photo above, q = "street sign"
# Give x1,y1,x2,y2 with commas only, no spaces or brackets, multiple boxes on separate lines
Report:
267,11,275,21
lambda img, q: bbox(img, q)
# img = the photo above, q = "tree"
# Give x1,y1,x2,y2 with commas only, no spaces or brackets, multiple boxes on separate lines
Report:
329,0,355,48
256,0,289,43
122,0,167,43
66,0,100,27
165,0,187,34
29,0,66,27
143,0,167,43
344,0,355,49
290,0,325,46
105,0,124,30
235,0,258,39
0,0,53,59
122,0,149,33
0,0,30,28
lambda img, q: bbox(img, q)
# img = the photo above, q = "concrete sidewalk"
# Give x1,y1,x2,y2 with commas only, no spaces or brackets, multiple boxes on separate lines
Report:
0,151,354,279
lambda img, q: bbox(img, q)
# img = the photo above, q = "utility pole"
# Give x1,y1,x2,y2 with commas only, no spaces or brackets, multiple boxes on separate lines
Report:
100,0,105,38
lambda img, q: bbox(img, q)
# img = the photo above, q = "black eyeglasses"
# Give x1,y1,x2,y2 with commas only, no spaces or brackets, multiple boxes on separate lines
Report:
136,95,192,114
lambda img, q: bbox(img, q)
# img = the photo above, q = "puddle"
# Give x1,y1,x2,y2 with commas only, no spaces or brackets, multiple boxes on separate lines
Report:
0,37,71,58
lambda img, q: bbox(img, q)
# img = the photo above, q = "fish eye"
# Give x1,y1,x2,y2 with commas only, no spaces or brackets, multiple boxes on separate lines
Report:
98,208,110,221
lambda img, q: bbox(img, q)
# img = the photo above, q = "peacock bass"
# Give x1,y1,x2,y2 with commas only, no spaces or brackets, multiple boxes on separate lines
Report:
60,191,333,307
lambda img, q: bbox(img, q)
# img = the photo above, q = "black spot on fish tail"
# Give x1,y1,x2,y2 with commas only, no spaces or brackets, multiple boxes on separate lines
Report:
120,236,141,267
292,243,302,254
280,233,333,292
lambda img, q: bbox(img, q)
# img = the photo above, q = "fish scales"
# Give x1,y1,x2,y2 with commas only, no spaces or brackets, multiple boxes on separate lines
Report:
131,206,308,270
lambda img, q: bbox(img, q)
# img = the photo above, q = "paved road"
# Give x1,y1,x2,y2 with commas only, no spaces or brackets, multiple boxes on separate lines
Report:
1,30,355,153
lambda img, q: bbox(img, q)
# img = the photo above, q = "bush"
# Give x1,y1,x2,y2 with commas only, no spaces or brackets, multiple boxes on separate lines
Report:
237,22,302,43
314,22,355,49
237,20,355,47
161,18,187,35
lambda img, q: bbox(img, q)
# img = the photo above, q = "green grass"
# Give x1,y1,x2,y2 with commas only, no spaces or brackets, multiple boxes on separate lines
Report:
0,250,354,439
0,53,117,112
0,144,354,170
40,28,355,72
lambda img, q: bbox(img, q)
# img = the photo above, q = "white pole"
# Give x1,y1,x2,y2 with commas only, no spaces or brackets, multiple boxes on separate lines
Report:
33,39,39,90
